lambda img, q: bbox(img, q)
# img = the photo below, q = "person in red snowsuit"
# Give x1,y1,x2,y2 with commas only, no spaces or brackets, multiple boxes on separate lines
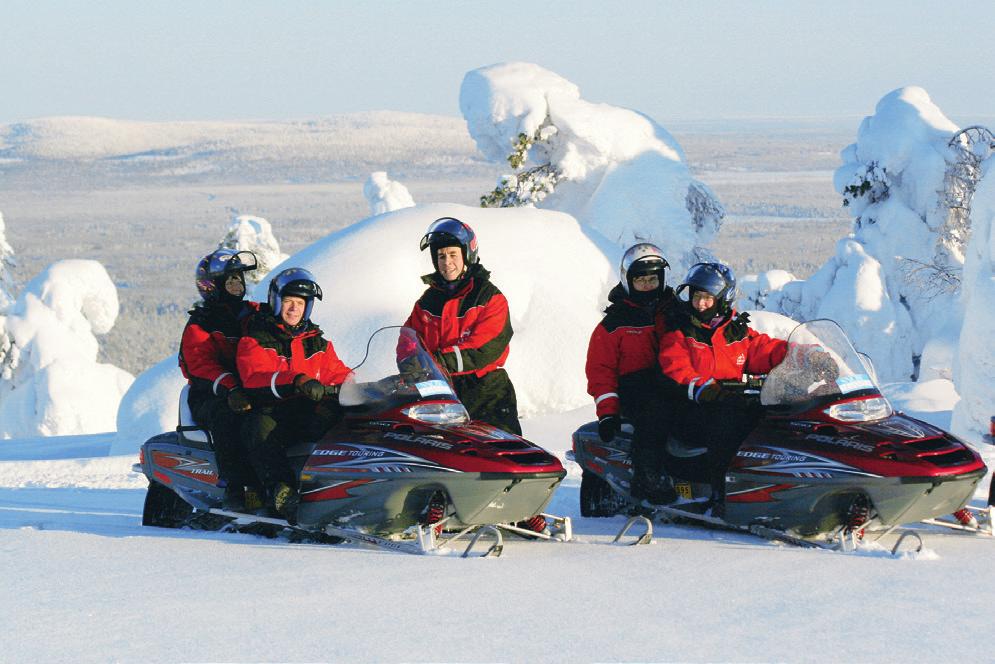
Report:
586,243,678,505
236,267,351,519
404,217,521,435
178,249,261,510
657,262,788,509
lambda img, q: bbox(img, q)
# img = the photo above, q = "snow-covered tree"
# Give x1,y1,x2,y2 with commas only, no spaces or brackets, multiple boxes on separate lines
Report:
741,87,971,381
218,213,289,285
364,171,416,215
460,62,723,276
952,147,995,446
0,211,16,313
0,259,133,438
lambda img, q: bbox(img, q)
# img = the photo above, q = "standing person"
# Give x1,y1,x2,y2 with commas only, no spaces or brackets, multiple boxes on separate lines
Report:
179,249,261,511
658,262,788,513
236,267,352,520
585,243,678,506
404,217,521,435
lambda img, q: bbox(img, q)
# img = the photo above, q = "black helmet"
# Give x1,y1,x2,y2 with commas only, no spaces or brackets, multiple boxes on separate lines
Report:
267,267,323,322
619,243,669,295
195,249,257,301
419,217,479,267
677,262,737,319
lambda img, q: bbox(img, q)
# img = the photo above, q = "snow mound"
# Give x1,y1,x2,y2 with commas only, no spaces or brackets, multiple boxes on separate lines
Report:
111,354,187,456
364,172,416,215
459,62,722,275
251,203,612,416
0,260,133,438
218,214,288,285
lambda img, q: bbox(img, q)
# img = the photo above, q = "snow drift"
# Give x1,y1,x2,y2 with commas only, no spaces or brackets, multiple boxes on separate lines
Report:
460,62,723,276
0,260,133,438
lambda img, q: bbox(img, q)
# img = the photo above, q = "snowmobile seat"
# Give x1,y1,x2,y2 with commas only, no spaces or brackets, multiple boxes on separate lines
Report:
176,384,212,448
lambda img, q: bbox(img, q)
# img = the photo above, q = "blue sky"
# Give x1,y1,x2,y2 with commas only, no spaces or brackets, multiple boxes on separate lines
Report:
3,1,994,125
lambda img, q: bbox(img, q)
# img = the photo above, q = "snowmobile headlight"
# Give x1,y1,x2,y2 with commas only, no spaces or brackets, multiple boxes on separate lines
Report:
824,397,892,422
402,402,470,425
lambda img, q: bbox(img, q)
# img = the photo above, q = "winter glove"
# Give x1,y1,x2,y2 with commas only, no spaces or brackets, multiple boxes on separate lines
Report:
693,381,723,404
598,415,620,442
294,374,325,402
323,383,341,404
807,350,839,380
226,387,252,413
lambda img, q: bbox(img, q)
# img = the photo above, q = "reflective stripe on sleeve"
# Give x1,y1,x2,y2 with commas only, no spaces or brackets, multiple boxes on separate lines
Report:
212,372,232,395
595,392,619,405
270,373,281,399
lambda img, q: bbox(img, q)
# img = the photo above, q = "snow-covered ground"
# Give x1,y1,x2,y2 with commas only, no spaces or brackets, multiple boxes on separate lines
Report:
1,389,992,663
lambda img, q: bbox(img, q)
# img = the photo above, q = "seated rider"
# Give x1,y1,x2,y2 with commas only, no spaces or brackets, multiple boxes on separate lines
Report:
236,267,352,520
178,249,261,511
658,262,788,512
585,243,678,505
404,217,521,435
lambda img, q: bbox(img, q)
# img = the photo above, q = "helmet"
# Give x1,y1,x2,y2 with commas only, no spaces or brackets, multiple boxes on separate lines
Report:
195,249,258,301
620,243,669,295
419,217,479,267
267,267,323,322
677,262,737,318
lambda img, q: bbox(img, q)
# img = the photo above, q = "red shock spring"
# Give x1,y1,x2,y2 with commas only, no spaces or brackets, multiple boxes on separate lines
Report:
521,515,547,533
424,493,446,525
844,495,870,538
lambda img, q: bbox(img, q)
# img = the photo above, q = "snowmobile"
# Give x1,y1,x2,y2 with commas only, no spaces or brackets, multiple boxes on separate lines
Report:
570,319,991,551
135,326,570,556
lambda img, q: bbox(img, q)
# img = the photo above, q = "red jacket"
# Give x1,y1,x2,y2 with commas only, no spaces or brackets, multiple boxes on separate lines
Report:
236,312,351,402
179,300,260,398
658,309,787,399
586,284,672,418
404,264,511,378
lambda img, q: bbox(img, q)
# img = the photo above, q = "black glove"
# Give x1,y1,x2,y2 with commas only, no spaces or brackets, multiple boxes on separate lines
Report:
693,382,723,404
598,415,620,442
294,374,325,402
226,387,252,413
808,351,839,380
323,383,341,403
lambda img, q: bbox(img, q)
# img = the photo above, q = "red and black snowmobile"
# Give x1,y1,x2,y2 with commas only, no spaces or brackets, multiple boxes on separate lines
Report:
135,326,570,556
570,320,991,550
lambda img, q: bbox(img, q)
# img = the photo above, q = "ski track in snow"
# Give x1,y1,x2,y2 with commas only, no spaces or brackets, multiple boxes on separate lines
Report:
1,414,993,662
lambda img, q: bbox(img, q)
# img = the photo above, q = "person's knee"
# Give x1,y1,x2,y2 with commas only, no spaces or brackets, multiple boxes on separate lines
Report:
243,413,278,449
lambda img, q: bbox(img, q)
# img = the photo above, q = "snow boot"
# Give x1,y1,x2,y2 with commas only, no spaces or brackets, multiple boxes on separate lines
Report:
271,482,300,524
631,472,678,506
243,486,265,514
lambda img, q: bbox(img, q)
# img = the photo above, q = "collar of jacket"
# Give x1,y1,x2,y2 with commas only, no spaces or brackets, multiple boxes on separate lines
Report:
606,282,675,313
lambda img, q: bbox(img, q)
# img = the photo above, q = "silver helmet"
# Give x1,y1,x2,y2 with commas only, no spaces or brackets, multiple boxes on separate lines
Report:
619,243,669,294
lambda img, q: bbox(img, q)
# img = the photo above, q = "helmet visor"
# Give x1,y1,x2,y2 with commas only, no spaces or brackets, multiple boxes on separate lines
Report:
281,279,323,301
208,250,258,278
419,218,473,252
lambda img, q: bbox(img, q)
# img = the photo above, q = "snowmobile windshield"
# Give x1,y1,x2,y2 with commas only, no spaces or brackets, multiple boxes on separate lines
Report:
760,319,891,421
338,326,468,423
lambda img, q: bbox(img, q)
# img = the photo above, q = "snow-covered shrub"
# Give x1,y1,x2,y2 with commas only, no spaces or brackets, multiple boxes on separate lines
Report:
0,211,16,313
460,62,723,275
952,153,995,445
0,260,133,438
744,87,967,381
218,213,289,285
364,171,416,215
111,354,186,456
246,202,612,417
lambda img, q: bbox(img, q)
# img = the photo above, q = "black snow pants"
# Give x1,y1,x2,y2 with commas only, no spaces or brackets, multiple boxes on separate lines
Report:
242,399,342,492
669,397,765,500
190,392,256,489
617,372,677,489
452,368,522,435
